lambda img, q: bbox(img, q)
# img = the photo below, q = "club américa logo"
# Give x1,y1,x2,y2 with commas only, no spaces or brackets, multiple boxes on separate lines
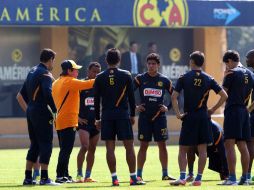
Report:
133,0,189,27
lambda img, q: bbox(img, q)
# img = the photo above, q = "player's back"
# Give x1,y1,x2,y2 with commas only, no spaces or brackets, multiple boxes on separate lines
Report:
179,70,221,113
94,68,134,120
224,67,254,110
25,64,49,106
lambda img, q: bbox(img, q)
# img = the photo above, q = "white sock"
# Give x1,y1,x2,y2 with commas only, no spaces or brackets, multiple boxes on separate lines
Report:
111,172,117,177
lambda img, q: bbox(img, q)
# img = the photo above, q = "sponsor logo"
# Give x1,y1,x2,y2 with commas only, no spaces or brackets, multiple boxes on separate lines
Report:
157,81,163,87
85,97,94,106
149,98,157,102
144,88,162,97
133,0,189,27
213,3,240,25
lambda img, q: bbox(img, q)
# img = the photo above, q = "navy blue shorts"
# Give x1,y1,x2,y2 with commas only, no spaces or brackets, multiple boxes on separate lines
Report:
26,107,53,164
101,119,133,141
138,114,168,142
78,124,100,139
179,110,212,146
224,106,250,141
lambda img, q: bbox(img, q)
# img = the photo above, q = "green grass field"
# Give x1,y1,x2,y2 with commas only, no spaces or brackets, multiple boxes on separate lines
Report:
0,145,250,189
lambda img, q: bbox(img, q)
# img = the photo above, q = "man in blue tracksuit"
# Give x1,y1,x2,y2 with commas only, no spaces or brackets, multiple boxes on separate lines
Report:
17,48,59,186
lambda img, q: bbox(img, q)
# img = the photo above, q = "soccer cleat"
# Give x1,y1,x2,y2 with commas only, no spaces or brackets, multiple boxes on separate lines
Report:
170,179,186,186
191,180,201,186
185,174,194,182
23,178,36,185
137,178,146,185
137,176,143,181
112,179,119,186
249,176,254,185
40,178,60,186
76,175,84,183
221,179,238,185
238,177,249,185
249,179,254,185
130,178,146,185
33,175,40,184
84,178,97,182
162,175,176,180
55,177,68,183
66,176,75,183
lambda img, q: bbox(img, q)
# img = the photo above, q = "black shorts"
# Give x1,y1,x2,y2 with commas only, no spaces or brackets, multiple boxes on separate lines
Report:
224,106,250,141
249,114,254,137
78,124,100,139
179,110,212,146
138,114,168,142
101,119,133,141
26,107,53,164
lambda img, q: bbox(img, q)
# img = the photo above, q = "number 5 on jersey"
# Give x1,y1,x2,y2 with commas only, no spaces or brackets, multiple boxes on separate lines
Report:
245,76,248,84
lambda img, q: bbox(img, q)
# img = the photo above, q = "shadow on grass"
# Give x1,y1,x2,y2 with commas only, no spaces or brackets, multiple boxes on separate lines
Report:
66,186,122,189
0,184,29,188
65,180,163,189
202,179,221,182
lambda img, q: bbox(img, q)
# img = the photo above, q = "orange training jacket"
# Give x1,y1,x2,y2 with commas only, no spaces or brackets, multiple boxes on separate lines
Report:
52,76,94,130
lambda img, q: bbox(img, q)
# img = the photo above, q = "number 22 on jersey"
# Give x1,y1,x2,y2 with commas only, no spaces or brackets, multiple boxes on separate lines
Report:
194,78,202,86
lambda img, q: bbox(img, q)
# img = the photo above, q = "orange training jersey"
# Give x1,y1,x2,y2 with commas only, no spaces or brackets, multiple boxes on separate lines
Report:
52,76,94,130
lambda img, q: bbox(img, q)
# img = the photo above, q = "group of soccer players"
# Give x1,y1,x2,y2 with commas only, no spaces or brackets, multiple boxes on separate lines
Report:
169,49,254,186
18,46,254,186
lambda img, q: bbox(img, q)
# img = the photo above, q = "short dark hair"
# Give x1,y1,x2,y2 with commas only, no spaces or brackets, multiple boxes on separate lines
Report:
60,69,72,76
88,62,101,70
146,53,160,64
130,41,137,47
106,48,121,65
60,60,82,76
190,51,205,67
40,48,56,63
246,49,254,59
223,50,240,63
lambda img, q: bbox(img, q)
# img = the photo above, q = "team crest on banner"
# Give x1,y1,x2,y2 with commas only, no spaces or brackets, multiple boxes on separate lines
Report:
133,0,189,27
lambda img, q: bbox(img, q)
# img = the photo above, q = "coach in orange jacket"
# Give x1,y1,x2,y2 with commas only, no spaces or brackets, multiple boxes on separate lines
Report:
52,60,94,183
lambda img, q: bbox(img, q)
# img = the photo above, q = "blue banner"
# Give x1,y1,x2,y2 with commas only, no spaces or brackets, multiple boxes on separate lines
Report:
0,0,253,27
